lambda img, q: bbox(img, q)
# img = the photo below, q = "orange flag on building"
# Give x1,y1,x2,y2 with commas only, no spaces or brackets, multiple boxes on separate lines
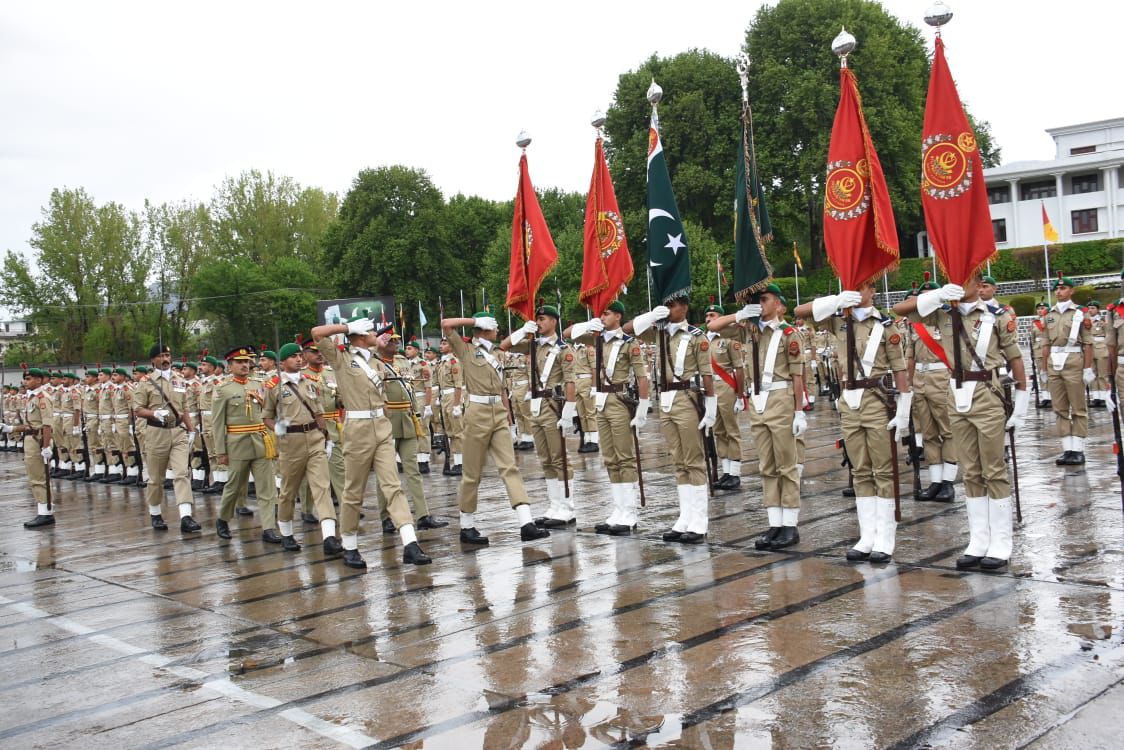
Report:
1041,202,1060,243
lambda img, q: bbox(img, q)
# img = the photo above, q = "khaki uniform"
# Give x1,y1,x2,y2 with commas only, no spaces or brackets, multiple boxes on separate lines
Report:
507,352,533,443
1042,303,1094,440
262,372,331,530
909,312,956,471
183,373,207,484
572,343,598,440
21,387,54,511
374,354,430,522
1090,315,1110,400
436,353,465,467
405,354,433,466
212,376,279,527
300,365,344,517
1107,303,1124,401
133,372,195,516
97,381,118,474
82,383,103,475
706,330,744,471
506,334,576,483
199,373,220,483
111,382,138,479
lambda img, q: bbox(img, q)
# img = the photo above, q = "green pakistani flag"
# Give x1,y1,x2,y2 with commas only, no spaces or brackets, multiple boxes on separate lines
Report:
733,112,773,304
647,105,691,303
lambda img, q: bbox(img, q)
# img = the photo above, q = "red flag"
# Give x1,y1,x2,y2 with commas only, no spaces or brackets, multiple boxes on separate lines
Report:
823,67,899,291
506,153,558,321
579,138,633,315
921,37,995,285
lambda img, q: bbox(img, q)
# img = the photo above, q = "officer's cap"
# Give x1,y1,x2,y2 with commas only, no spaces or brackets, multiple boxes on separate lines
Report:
225,346,257,361
148,343,171,359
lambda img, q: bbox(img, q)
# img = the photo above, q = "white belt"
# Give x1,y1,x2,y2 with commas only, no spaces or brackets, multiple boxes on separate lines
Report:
98,415,112,420
1117,355,1124,365
200,410,212,416
915,362,948,373
512,379,528,386
1094,336,1106,343
468,394,502,405
1057,345,1083,354
576,374,592,379
345,409,384,419
52,411,62,417
441,388,456,395
751,381,791,393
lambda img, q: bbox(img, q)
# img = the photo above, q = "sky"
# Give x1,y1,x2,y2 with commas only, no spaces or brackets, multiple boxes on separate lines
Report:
1,0,1121,301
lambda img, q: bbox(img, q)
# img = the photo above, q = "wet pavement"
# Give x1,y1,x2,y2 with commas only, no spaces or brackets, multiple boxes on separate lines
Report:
1,399,1123,749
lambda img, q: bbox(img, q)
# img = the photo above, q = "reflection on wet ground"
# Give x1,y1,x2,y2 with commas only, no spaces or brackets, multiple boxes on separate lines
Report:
1,400,1122,748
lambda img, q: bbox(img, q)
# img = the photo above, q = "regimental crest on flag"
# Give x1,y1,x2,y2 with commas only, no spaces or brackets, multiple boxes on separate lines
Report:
522,220,534,261
825,158,871,221
921,132,977,200
597,211,624,259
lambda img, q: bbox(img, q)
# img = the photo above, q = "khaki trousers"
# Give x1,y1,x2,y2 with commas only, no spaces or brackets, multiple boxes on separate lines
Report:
377,434,429,520
1047,356,1088,438
441,398,463,455
302,424,343,517
144,427,193,510
279,430,331,525
24,433,48,504
597,396,637,483
511,383,532,437
530,402,568,482
659,391,707,486
85,417,103,465
840,389,894,498
575,377,597,433
57,415,73,463
1094,353,1110,392
113,417,134,468
747,384,799,508
948,386,1010,498
342,415,413,534
915,369,955,465
458,400,530,512
712,378,741,462
219,456,277,524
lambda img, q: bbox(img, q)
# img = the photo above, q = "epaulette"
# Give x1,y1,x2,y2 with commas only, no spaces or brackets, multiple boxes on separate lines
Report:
621,332,634,342
783,326,796,336
880,318,894,327
688,325,704,336
264,375,279,389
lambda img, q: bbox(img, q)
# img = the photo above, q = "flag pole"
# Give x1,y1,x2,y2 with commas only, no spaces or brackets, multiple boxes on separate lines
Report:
716,253,722,306
793,241,801,307
459,289,465,337
646,266,653,310
418,300,425,345
881,272,891,310
1041,202,1054,306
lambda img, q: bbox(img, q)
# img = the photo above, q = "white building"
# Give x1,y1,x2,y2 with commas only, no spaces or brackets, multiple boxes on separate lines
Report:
0,320,32,358
984,117,1124,249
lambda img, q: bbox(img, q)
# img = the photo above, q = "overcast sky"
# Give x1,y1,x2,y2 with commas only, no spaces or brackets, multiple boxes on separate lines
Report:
2,0,1120,292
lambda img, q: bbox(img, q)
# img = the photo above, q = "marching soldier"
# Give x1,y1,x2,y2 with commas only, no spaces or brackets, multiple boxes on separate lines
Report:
212,346,283,546
1087,301,1110,408
403,339,434,473
440,311,550,545
571,340,599,453
624,296,716,544
907,277,957,502
132,344,201,534
796,282,912,563
1031,302,1052,408
894,274,1029,570
180,362,208,490
299,336,345,529
565,300,650,535
96,367,120,483
6,368,56,528
109,367,140,486
795,317,818,410
501,304,579,527
710,284,806,549
703,303,746,490
1041,276,1095,465
436,337,465,475
311,315,433,567
507,350,535,450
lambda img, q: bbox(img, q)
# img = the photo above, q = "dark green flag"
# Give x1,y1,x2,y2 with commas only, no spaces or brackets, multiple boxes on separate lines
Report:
647,109,691,303
733,112,774,304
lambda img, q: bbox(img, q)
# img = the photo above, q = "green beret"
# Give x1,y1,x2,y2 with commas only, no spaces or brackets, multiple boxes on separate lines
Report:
763,282,788,307
427,346,440,354
181,361,198,371
606,300,626,315
134,366,148,374
704,304,723,315
1035,301,1048,309
980,275,997,285
277,342,302,361
149,343,171,359
85,369,98,377
260,350,278,361
1052,276,1075,290
1088,300,1101,308
348,309,371,324
535,304,560,319
25,367,47,378
113,367,129,376
100,367,112,375
203,356,221,367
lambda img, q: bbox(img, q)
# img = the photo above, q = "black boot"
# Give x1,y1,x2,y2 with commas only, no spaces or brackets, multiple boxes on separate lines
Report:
191,479,204,491
578,441,598,454
301,512,319,524
770,526,800,550
868,550,892,563
842,486,855,498
342,549,367,569
323,536,343,556
662,529,684,542
934,481,956,503
1055,451,1073,466
417,515,448,530
236,506,253,516
150,514,168,531
215,519,232,539
459,527,490,546
261,529,283,544
607,524,634,536
162,478,173,490
180,516,201,533
418,462,430,475
520,522,549,541
202,481,224,495
24,514,55,529
845,547,870,561
754,527,781,550
678,531,706,544
979,556,1008,571
955,553,982,569
594,521,613,534
281,535,301,552
1072,451,1086,465
403,541,432,565
918,482,942,501
381,517,396,535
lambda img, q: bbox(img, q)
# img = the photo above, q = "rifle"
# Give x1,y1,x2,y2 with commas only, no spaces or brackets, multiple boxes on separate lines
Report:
80,421,92,478
1109,374,1124,513
194,413,212,484
43,447,52,511
837,438,854,494
1029,341,1043,408
130,416,145,482
905,405,922,501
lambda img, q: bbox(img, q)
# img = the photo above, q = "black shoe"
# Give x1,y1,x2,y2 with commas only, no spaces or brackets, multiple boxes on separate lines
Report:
578,442,598,454
84,471,101,483
261,529,283,545
771,526,800,549
23,514,55,529
397,462,403,473
1072,451,1086,465
979,556,1008,570
342,549,367,569
281,535,301,552
842,486,855,498
450,465,462,475
607,524,633,536
417,515,448,530
594,521,612,534
323,536,343,555
518,441,535,451
459,527,490,546
121,475,137,486
150,514,168,530
180,515,201,533
202,481,224,495
1055,451,1072,466
136,479,148,488
418,462,430,474
845,547,870,561
236,506,253,516
442,466,455,476
934,481,956,503
663,529,683,542
868,551,892,563
247,484,256,497
955,554,982,569
301,512,319,524
101,473,122,484
381,517,396,535
918,482,942,501
403,541,432,565
216,519,232,539
191,479,203,491
520,522,549,541
163,478,173,490
67,470,85,480
540,517,575,528
754,527,782,550
679,531,706,544
1038,399,1051,409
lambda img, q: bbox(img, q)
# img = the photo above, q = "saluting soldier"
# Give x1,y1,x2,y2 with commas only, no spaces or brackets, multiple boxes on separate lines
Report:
132,344,201,534
1041,276,1096,465
565,300,650,535
703,303,746,490
440,312,550,545
624,296,717,544
1087,300,1110,408
7,368,56,528
796,282,912,563
436,337,465,475
894,273,1029,570
571,340,599,453
311,315,432,567
711,284,806,548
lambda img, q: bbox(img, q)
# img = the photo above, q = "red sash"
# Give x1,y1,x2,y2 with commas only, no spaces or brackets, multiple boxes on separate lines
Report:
911,322,951,368
710,357,738,391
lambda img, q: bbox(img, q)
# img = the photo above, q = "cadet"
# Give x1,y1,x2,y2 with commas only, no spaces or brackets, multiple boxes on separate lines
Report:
299,336,344,532
501,304,579,527
1087,301,1110,408
132,344,201,534
566,300,650,534
703,302,746,490
109,367,140,486
895,274,1028,570
907,277,957,501
1031,302,1052,408
441,312,551,545
436,337,465,475
1041,276,1095,465
570,339,599,453
796,282,911,563
403,339,434,473
711,284,806,548
624,296,716,544
507,350,535,450
7,369,55,527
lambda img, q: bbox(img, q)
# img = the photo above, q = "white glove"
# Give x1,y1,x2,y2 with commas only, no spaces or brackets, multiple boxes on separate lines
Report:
1083,367,1096,385
153,408,170,423
452,405,463,418
939,284,965,302
570,319,604,338
423,405,433,419
734,396,746,414
0,424,11,434
326,441,334,459
699,395,717,430
186,431,196,450
837,291,863,310
274,418,291,436
41,447,53,462
1038,370,1048,386
1005,389,1029,430
735,303,761,322
632,305,670,335
71,426,81,436
792,411,807,438
886,391,913,441
346,317,375,335
630,397,648,429
510,320,539,346
811,292,860,321
558,400,578,431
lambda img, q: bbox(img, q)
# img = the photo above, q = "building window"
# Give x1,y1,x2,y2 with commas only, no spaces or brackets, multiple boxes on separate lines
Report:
992,219,1007,243
1070,145,1095,155
987,185,1010,204
1021,180,1057,200
1072,209,1098,234
1071,173,1099,194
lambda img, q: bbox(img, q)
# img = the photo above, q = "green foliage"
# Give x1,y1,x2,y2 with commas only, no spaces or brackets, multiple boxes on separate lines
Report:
1071,285,1096,306
1008,294,1036,317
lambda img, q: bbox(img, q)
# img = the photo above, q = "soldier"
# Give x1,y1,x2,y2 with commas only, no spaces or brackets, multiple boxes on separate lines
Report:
1041,276,1096,465
198,356,228,495
107,367,139,486
212,346,283,546
710,286,806,547
436,337,465,476
624,296,716,544
1087,301,1110,408
6,368,56,528
894,274,1029,570
180,361,207,490
571,339,599,453
795,317,818,410
506,350,535,450
132,344,201,534
702,303,745,490
907,277,957,502
311,315,432,567
500,304,580,528
95,367,120,482
1031,302,1052,408
565,300,650,534
403,339,434,474
440,311,550,545
298,336,344,529
1107,278,1124,413
796,282,912,563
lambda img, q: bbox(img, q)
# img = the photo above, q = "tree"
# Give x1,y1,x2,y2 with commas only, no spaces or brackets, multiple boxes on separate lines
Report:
144,200,214,352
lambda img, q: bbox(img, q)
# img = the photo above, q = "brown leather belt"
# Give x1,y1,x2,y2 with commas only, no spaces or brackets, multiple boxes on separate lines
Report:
531,388,559,399
285,422,320,434
954,370,992,382
844,377,884,390
145,418,177,428
600,382,626,393
663,381,691,391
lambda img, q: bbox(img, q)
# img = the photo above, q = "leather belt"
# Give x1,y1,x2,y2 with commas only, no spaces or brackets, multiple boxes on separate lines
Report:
953,370,992,382
845,377,885,390
663,381,691,391
599,382,626,393
468,394,502,405
285,422,320,434
531,388,560,399
145,418,177,428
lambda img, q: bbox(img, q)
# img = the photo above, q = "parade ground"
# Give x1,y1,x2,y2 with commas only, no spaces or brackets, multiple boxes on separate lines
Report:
1,400,1122,749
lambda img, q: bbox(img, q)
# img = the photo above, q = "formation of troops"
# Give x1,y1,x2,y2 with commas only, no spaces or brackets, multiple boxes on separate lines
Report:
5,271,1123,573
